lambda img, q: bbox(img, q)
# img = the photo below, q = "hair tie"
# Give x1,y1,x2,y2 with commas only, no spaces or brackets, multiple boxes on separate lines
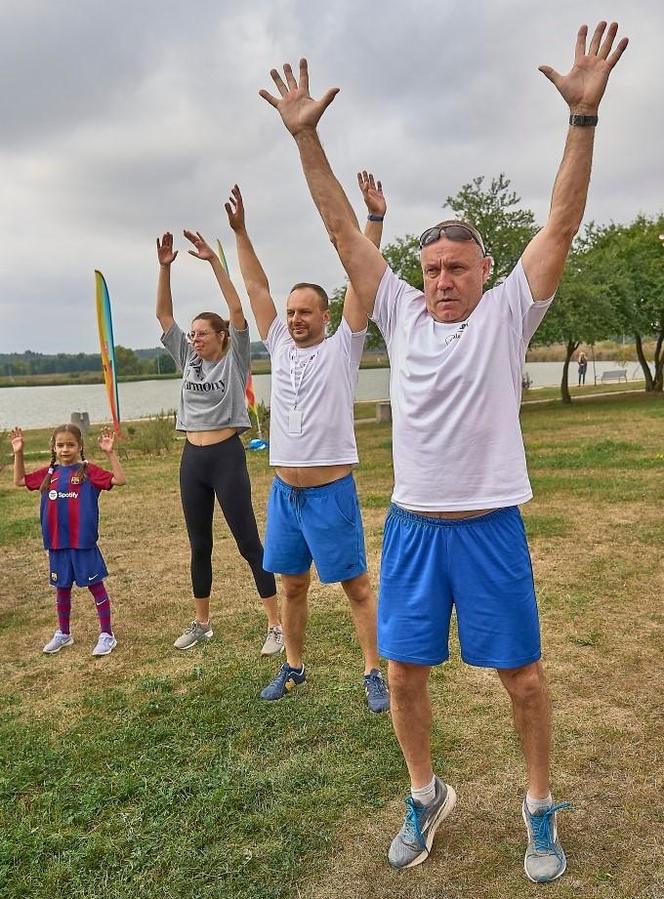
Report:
48,467,55,474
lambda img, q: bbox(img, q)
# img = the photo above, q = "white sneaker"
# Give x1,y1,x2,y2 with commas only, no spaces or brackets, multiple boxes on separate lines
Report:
92,633,117,656
174,620,213,650
261,625,285,656
43,629,74,654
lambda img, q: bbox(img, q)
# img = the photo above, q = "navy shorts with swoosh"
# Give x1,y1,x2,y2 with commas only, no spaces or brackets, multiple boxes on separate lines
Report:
48,547,108,588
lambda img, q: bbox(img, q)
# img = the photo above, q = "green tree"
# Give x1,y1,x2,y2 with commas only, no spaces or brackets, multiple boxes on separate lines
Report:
592,216,664,391
327,286,385,350
533,226,620,403
445,174,539,286
114,345,141,376
154,352,176,375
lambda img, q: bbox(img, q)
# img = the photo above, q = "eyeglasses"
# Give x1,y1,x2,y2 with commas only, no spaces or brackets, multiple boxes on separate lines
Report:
187,330,214,340
418,223,485,256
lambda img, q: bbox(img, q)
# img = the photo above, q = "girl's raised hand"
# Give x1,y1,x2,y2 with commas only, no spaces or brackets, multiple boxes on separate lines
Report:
9,427,24,453
98,428,115,454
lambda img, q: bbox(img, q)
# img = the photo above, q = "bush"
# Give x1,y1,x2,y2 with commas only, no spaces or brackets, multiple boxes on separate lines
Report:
128,412,176,455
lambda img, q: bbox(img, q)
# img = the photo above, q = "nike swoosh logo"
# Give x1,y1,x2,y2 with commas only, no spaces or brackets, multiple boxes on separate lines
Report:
88,575,98,581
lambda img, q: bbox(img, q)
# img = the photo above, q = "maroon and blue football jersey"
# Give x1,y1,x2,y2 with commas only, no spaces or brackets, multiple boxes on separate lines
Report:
24,463,114,550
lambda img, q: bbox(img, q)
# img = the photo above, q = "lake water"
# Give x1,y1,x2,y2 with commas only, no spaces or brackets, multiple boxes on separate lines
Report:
0,361,645,430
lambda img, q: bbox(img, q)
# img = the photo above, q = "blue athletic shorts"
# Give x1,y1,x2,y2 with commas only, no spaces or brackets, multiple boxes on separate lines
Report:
48,547,108,589
263,474,367,583
378,505,541,669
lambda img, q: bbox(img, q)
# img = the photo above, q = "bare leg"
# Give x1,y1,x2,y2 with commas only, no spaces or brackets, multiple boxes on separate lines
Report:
389,660,433,789
281,571,311,669
195,598,210,625
341,572,380,674
497,661,552,798
262,594,280,628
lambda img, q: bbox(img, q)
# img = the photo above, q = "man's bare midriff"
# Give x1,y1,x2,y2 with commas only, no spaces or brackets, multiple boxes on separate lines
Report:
186,427,238,447
411,508,496,519
276,463,353,488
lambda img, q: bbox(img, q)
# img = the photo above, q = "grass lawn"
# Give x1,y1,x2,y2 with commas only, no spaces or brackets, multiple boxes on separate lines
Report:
0,394,662,899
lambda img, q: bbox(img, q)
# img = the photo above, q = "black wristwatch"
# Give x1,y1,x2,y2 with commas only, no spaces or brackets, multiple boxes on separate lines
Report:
569,114,598,127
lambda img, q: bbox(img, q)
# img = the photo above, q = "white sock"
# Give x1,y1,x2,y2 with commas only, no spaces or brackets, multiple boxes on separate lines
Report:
411,776,436,807
526,792,553,813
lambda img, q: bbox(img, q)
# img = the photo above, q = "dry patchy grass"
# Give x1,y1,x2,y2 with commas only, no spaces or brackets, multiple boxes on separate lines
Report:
0,395,662,899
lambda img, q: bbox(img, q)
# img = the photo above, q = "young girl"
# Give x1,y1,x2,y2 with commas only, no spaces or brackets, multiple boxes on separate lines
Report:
10,424,126,656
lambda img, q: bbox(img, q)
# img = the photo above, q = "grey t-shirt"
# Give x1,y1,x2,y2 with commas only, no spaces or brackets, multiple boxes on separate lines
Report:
161,321,251,433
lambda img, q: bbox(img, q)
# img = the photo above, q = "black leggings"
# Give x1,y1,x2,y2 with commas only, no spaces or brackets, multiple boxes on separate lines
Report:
179,435,276,600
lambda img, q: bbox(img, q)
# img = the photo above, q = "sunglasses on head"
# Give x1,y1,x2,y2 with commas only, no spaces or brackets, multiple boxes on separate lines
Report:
418,223,485,256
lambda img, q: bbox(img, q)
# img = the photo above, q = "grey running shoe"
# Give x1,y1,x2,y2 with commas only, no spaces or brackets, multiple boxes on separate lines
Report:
364,668,390,713
174,620,213,650
388,777,457,869
260,662,306,700
92,633,117,656
43,629,74,654
522,799,570,883
260,625,285,656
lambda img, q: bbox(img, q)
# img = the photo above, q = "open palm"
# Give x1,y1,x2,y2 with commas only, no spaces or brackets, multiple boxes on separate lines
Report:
539,21,628,113
260,59,339,136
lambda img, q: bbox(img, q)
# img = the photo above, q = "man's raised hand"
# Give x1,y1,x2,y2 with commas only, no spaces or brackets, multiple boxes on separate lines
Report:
225,185,246,233
539,21,628,115
157,232,178,266
259,58,339,136
184,230,216,263
358,171,386,219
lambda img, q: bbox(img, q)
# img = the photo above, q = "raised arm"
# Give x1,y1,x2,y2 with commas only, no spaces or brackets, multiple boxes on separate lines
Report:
343,172,386,332
98,428,127,487
260,60,387,316
184,230,246,331
156,232,177,332
225,185,277,341
522,21,628,301
10,427,26,486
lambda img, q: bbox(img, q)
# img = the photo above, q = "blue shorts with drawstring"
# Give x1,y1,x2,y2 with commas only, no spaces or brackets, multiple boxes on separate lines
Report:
263,474,367,583
378,504,541,669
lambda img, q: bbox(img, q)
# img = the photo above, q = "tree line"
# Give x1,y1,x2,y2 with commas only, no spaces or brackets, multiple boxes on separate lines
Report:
329,174,664,402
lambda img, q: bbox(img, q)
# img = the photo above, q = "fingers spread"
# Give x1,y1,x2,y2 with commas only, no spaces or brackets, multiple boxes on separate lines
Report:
574,24,588,63
299,58,309,93
537,65,560,87
283,62,297,90
270,68,289,97
588,20,607,56
259,89,280,108
607,36,629,68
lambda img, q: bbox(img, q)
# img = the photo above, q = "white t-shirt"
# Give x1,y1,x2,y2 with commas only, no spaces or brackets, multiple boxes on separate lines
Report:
370,260,554,511
265,316,366,466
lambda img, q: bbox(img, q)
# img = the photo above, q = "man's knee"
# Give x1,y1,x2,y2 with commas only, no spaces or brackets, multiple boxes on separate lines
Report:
342,572,373,605
282,573,310,603
388,661,430,702
498,661,547,703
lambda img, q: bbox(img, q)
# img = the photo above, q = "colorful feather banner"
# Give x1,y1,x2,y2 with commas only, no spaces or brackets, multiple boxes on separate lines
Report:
94,270,121,434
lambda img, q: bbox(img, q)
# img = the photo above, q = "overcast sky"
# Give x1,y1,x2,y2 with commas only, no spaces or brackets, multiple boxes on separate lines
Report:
1,0,661,354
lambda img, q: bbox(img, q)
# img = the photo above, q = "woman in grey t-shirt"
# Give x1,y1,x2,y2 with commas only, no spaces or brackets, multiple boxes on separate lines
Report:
156,229,282,656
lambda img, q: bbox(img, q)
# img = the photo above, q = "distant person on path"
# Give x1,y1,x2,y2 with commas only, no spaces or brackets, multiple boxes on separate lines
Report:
156,229,282,656
225,175,389,713
259,19,627,882
578,350,588,385
10,424,126,656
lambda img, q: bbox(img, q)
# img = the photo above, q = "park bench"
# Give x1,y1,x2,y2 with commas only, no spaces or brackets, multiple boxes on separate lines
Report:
600,369,628,383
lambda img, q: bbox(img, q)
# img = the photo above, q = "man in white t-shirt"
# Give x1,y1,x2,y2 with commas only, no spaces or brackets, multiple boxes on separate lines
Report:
259,21,627,882
225,176,390,714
